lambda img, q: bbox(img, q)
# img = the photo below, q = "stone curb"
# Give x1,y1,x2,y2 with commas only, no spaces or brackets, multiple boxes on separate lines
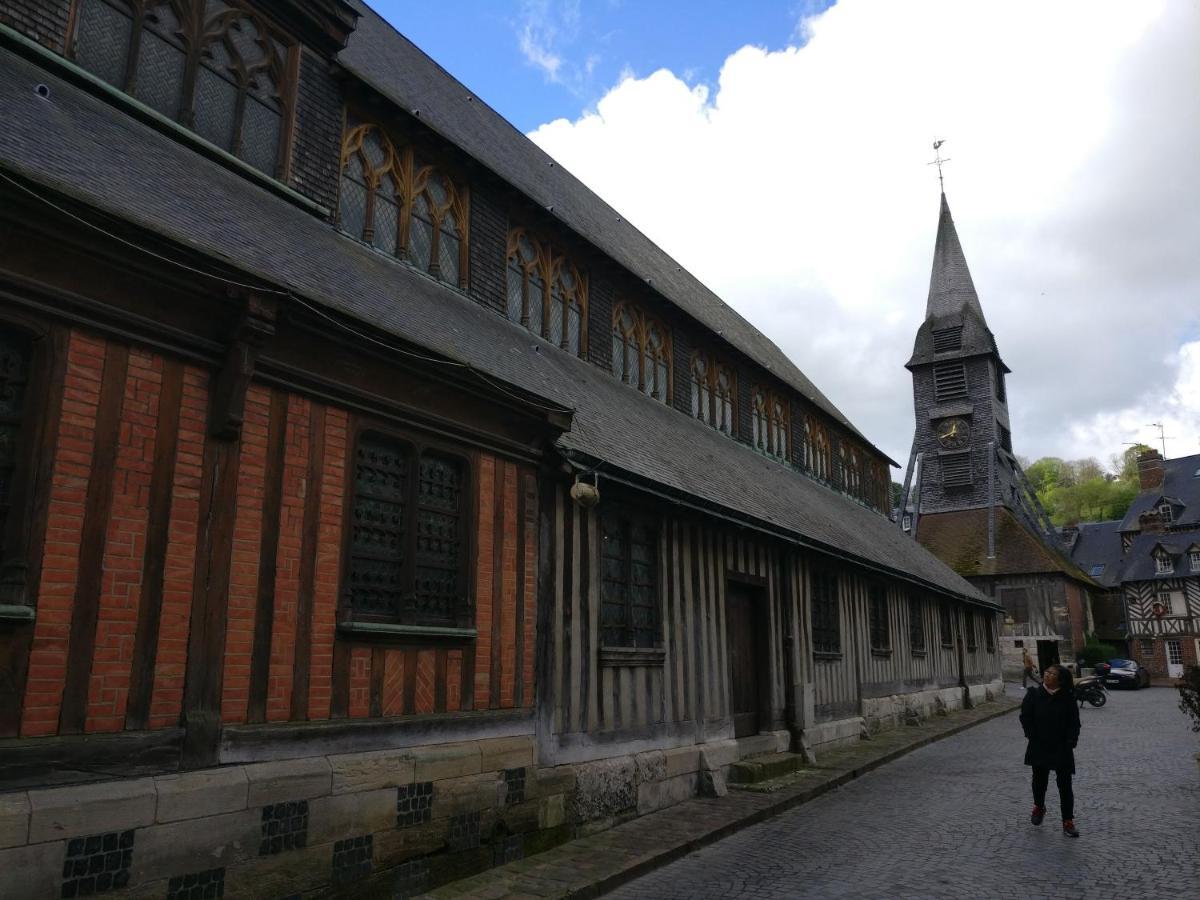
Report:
426,699,1019,899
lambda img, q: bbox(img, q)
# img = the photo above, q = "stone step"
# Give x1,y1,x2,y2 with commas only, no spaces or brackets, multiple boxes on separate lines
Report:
727,752,805,784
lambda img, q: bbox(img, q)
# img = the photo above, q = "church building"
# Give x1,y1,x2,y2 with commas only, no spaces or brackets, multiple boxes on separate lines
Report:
0,2,1002,896
900,194,1095,678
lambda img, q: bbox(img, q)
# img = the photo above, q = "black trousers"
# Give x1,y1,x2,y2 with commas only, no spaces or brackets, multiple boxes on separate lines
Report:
1031,767,1074,820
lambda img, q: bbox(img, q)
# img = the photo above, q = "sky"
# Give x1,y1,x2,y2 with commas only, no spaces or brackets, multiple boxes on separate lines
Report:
375,0,1200,473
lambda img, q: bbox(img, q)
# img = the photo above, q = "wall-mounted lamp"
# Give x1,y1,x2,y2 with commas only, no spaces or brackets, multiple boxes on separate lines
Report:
569,472,600,508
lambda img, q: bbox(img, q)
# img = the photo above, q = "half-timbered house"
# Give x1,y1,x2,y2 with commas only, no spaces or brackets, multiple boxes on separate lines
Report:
0,1,1002,895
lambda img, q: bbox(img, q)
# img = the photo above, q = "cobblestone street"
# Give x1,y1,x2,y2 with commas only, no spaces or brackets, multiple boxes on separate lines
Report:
605,687,1200,900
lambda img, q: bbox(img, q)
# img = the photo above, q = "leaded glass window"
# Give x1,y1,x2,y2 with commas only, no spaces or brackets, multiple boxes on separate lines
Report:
0,329,31,563
984,614,995,653
338,123,469,289
611,301,671,403
751,386,788,461
939,600,954,647
690,351,736,436
70,0,294,177
868,584,889,652
908,596,926,653
345,433,469,626
965,609,977,651
600,507,661,648
811,569,840,655
505,228,587,356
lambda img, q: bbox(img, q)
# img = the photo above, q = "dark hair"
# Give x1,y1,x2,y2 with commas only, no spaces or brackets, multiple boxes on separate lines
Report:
1052,664,1074,693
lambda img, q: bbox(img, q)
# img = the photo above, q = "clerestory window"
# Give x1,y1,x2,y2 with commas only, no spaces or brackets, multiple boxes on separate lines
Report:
611,301,671,403
689,352,736,437
339,123,468,288
751,387,789,461
506,228,587,356
70,0,295,177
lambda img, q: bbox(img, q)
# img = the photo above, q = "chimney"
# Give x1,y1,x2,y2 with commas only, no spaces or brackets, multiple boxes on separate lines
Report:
1138,509,1166,535
1137,449,1165,491
1059,526,1079,550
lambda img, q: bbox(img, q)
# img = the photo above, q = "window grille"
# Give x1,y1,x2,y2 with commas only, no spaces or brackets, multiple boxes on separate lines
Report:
908,595,925,653
346,433,467,626
339,123,469,289
611,301,671,403
1190,550,1200,572
939,600,954,647
811,569,840,655
0,328,31,562
940,452,972,488
751,386,789,461
933,362,968,401
932,326,963,353
1156,591,1174,614
70,0,293,177
984,615,995,653
600,507,661,648
689,352,736,437
506,228,587,356
1139,639,1154,656
868,584,889,652
965,609,977,650
1155,554,1173,575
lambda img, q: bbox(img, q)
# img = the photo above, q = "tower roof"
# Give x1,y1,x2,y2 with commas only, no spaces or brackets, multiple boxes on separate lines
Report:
906,193,1006,370
926,193,986,321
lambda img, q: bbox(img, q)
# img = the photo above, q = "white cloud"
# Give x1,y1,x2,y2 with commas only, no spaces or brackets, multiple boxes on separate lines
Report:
527,0,1200,471
516,0,585,89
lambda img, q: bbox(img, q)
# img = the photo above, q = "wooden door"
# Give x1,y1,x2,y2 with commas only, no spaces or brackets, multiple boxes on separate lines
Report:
726,584,761,738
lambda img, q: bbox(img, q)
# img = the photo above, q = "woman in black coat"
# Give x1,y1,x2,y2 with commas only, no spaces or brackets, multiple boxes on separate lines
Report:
1019,664,1081,837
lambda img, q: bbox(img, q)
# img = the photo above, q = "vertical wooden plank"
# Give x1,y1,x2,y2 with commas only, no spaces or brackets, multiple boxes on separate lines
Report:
369,646,385,718
307,407,347,720
347,646,370,718
660,520,673,725
560,500,574,733
489,460,506,709
2,326,68,738
589,503,600,731
601,666,614,729
620,666,634,727
474,455,494,711
125,358,183,731
330,639,351,719
514,470,527,709
577,505,590,733
551,488,563,734
689,524,704,731
446,649,462,712
415,650,436,715
522,477,538,709
247,389,288,724
713,530,728,718
402,648,417,716
59,343,128,736
290,403,326,720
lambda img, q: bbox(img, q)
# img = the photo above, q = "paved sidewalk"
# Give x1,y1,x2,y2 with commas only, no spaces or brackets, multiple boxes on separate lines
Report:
420,697,1019,899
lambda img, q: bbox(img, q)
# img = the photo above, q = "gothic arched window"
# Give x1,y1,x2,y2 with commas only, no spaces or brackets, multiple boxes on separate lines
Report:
807,416,830,481
689,352,736,436
612,301,671,403
847,448,862,497
339,124,469,289
505,228,587,356
70,0,295,177
751,387,789,461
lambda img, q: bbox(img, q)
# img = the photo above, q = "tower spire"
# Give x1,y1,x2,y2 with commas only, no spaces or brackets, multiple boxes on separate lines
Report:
925,192,987,323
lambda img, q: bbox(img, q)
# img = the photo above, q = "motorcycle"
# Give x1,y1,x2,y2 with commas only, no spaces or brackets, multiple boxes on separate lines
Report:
1074,674,1107,708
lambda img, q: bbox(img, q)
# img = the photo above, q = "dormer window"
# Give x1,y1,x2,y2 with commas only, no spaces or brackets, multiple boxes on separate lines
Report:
1158,502,1174,522
1089,564,1105,577
1190,549,1200,572
70,0,296,177
1155,553,1173,575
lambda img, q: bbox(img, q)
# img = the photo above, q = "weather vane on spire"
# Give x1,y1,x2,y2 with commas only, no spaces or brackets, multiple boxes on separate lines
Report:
928,139,950,191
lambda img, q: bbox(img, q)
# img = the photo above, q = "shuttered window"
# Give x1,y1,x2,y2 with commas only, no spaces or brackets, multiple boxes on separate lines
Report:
600,508,660,647
346,433,469,627
932,326,963,353
868,584,890,652
908,596,926,653
933,362,968,401
939,600,954,647
940,453,972,488
811,569,841,655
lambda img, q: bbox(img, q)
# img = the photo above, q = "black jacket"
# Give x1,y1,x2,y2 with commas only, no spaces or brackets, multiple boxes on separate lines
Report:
1020,686,1081,773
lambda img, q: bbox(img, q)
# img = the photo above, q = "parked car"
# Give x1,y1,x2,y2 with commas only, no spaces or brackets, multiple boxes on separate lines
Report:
1099,658,1151,689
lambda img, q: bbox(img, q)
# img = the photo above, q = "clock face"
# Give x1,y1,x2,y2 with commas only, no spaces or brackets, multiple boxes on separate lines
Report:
936,417,971,449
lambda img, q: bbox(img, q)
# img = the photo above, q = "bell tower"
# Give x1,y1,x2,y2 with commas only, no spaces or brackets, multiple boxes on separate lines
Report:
904,193,1015,516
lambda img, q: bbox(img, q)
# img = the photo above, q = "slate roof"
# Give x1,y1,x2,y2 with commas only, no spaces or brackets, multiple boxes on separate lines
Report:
1067,521,1124,588
906,194,1006,370
0,44,992,605
336,2,892,463
1118,453,1200,530
915,506,1093,583
1119,532,1200,582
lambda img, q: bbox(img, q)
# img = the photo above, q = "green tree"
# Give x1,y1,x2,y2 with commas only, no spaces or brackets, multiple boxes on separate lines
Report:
1024,451,1142,526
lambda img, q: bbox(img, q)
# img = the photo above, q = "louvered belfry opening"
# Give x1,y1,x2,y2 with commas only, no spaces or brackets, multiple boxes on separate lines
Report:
932,362,968,401
932,325,963,353
940,452,972,488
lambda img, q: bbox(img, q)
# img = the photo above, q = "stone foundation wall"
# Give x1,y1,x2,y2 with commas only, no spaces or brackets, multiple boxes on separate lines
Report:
0,730,795,899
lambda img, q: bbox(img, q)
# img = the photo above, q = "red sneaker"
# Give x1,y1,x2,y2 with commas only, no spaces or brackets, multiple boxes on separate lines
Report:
1062,819,1079,837
1030,805,1045,825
